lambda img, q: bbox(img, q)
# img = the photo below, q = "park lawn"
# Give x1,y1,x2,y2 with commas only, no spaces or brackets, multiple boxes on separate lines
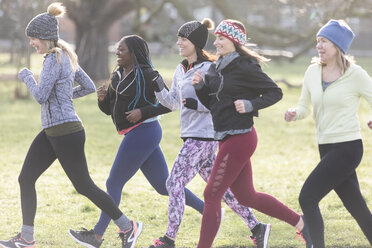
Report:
0,54,372,247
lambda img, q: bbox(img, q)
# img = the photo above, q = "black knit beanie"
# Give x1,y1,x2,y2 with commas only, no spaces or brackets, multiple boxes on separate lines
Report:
177,21,209,49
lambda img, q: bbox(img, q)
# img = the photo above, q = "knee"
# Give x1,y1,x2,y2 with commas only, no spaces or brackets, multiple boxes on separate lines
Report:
235,193,254,207
18,172,34,188
154,181,168,196
106,177,116,192
165,176,178,196
203,185,217,203
74,182,93,196
299,187,317,210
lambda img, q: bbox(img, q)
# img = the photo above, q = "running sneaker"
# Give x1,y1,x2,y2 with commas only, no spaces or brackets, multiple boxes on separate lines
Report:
0,233,35,248
296,215,313,248
250,223,271,248
118,220,143,248
68,228,103,248
149,236,175,248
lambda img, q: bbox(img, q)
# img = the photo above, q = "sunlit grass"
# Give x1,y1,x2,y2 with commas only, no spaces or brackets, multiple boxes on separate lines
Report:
0,55,371,247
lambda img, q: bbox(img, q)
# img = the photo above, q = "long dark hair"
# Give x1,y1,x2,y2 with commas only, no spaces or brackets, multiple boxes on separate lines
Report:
227,19,269,63
196,47,218,62
123,35,153,67
112,35,157,110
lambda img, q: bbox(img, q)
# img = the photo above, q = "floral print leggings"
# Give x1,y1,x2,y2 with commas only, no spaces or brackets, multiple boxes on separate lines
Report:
165,138,258,239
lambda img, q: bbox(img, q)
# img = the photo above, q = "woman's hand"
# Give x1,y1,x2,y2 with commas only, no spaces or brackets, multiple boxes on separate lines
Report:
284,108,297,122
18,68,33,81
234,100,246,113
191,70,202,85
125,109,142,124
97,82,107,102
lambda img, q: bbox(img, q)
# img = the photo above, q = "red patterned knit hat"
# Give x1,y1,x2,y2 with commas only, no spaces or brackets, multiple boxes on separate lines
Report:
214,20,246,45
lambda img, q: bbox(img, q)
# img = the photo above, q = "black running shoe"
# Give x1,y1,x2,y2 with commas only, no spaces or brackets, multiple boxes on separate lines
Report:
149,236,175,248
250,223,271,248
68,228,103,248
0,233,35,248
296,215,313,248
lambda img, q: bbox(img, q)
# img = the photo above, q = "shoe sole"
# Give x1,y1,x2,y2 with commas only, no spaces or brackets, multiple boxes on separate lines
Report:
263,224,271,248
0,242,35,248
68,229,98,248
129,222,143,248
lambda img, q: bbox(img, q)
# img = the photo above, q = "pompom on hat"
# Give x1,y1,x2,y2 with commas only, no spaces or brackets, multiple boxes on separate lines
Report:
25,2,66,41
317,19,355,54
177,18,215,49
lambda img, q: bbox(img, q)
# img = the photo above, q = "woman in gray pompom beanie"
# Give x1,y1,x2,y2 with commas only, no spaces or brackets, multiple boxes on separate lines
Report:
0,3,136,248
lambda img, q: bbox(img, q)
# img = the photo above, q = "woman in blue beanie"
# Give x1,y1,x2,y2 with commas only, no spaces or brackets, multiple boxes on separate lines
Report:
0,3,142,248
285,19,372,247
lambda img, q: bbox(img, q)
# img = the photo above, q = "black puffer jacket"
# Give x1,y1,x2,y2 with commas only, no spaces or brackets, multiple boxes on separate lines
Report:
98,65,170,131
195,55,282,132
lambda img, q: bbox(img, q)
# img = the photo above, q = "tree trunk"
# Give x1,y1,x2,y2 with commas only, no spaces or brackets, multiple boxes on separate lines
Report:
75,25,110,81
62,0,135,81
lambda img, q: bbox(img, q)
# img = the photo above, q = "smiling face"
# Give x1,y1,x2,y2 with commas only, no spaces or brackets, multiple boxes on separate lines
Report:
176,36,197,60
115,39,133,68
213,34,236,57
316,36,338,64
28,37,47,54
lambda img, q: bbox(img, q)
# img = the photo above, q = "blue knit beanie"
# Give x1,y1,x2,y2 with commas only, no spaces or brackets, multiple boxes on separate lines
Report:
317,19,355,54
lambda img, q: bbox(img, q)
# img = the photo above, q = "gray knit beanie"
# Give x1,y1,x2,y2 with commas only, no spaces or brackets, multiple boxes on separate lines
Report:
25,2,65,41
177,18,215,49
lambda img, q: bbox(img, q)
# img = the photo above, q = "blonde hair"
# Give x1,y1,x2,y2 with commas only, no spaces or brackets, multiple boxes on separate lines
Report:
47,2,66,17
311,45,354,75
39,3,78,71
41,39,79,72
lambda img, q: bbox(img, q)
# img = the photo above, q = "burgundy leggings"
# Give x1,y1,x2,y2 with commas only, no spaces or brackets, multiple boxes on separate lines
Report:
197,127,300,248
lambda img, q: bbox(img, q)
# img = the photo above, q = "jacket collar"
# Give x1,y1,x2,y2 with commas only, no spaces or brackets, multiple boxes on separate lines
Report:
215,51,240,72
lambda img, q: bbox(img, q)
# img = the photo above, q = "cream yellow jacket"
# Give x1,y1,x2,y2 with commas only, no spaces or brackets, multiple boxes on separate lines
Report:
294,63,372,144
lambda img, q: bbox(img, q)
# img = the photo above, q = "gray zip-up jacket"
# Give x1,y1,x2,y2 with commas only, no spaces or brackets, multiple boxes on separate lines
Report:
155,61,214,139
18,51,96,129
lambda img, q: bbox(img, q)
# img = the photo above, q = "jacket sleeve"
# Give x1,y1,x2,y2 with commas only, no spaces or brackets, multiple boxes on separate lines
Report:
193,79,211,110
357,68,372,121
241,62,283,111
293,66,312,120
154,69,181,111
139,70,172,119
97,87,111,115
22,54,61,104
139,102,171,120
73,67,96,99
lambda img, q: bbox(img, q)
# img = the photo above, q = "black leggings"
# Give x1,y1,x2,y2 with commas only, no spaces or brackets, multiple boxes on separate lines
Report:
18,130,123,226
299,139,372,248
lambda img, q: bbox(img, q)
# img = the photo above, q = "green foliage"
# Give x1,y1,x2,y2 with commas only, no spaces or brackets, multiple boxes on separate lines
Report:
0,55,371,247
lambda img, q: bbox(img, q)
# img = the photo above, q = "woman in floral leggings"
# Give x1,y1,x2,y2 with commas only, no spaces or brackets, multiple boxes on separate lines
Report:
149,18,270,248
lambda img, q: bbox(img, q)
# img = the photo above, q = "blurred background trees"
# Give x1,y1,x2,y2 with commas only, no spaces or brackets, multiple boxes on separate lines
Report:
1,0,372,81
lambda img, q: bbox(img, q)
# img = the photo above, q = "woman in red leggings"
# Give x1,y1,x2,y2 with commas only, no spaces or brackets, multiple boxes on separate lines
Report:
192,19,312,248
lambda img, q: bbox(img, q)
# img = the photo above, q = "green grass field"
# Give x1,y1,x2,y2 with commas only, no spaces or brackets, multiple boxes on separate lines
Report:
0,53,371,247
